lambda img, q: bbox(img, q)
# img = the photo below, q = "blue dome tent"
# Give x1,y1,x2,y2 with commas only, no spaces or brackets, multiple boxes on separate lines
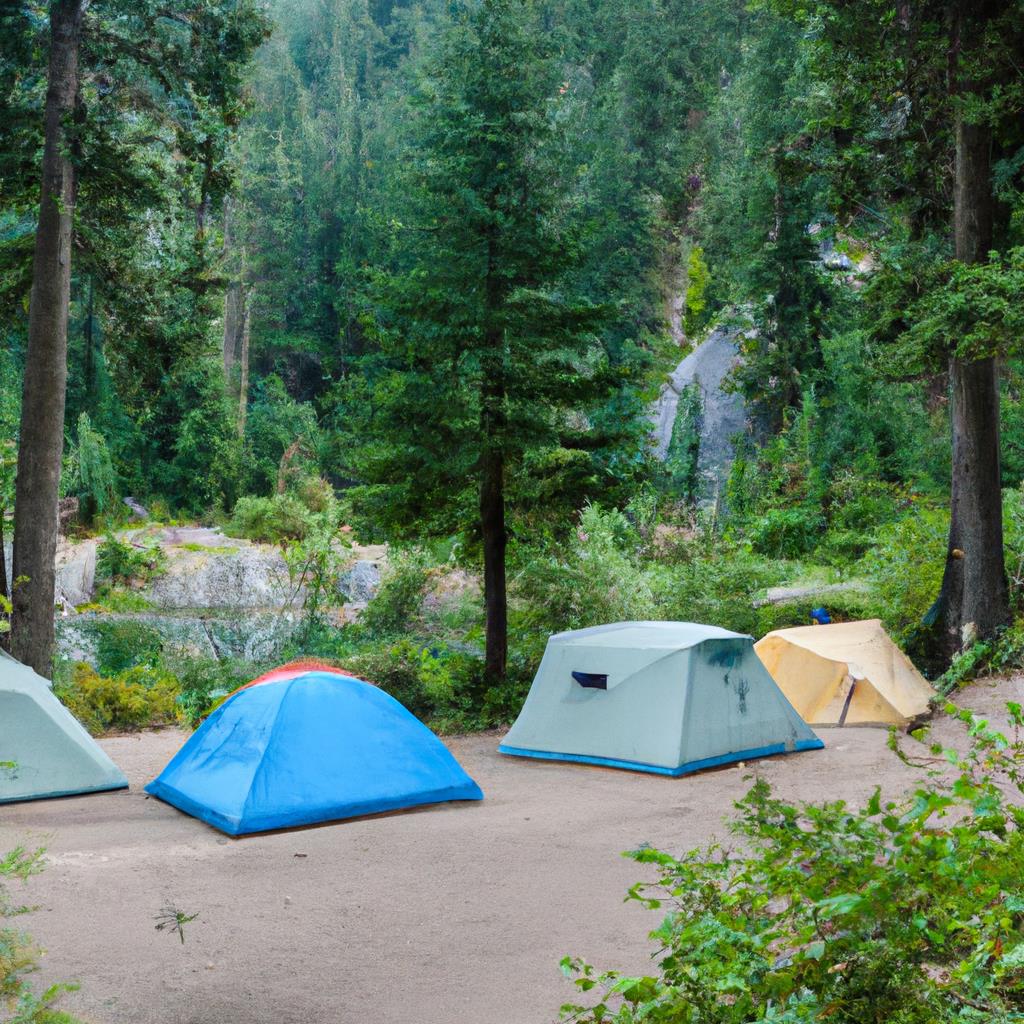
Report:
146,663,483,835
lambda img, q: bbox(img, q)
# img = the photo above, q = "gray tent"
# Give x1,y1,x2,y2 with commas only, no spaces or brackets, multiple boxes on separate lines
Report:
500,621,822,775
0,649,128,802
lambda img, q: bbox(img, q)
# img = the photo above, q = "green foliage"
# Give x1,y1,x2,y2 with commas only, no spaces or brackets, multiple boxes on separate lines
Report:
68,413,116,521
282,510,351,643
343,639,513,731
95,535,166,588
683,247,710,338
226,494,315,544
895,249,1024,370
168,656,256,729
92,621,165,676
746,505,825,559
857,505,948,645
664,384,702,501
2,1,271,517
561,704,1024,1023
1,846,84,1023
513,505,658,663
55,663,179,735
357,549,433,637
242,376,323,497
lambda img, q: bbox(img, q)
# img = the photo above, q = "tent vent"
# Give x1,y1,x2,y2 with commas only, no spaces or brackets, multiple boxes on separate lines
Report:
572,671,608,690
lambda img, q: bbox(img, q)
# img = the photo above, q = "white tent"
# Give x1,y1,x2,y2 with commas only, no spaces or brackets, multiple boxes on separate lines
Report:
500,621,822,775
0,649,128,803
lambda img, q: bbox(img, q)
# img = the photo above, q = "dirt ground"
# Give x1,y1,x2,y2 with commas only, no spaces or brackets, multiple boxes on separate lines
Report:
3,677,1021,1024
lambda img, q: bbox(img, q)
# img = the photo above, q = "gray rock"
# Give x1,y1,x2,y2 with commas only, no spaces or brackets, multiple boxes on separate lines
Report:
143,543,297,610
650,325,748,499
123,496,148,520
338,560,382,604
56,611,301,667
54,538,98,609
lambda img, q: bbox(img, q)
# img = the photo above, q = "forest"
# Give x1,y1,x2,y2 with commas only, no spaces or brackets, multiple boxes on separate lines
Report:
4,1,1024,1022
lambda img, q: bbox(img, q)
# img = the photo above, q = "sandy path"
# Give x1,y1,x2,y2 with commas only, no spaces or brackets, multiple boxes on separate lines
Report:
2,680,1017,1024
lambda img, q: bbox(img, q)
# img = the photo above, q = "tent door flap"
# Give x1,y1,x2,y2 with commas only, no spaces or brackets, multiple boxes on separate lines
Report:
571,671,608,690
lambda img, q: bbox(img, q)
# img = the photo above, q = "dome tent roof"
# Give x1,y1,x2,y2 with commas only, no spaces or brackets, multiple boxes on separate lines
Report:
146,663,482,835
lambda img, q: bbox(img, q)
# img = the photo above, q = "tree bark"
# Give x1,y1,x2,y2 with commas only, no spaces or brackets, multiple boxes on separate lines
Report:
480,229,507,683
936,3,1010,657
222,198,244,393
237,292,251,438
480,429,507,683
11,0,85,676
0,509,9,652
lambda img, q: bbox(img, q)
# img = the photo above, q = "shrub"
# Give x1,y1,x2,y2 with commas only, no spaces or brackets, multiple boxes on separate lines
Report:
95,534,166,587
345,639,449,720
747,505,826,559
561,704,1024,1023
70,412,117,521
512,504,658,663
358,548,433,637
345,640,501,730
936,618,1024,695
168,656,256,728
857,504,947,644
55,663,179,735
93,620,164,675
226,494,315,544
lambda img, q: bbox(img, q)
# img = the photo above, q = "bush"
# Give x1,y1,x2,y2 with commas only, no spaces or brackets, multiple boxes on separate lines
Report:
168,656,256,728
70,412,117,522
747,505,826,559
358,548,433,637
512,504,658,663
55,663,179,734
857,504,947,644
561,704,1024,1023
345,640,504,731
650,548,790,637
95,534,166,587
93,620,164,675
226,494,315,543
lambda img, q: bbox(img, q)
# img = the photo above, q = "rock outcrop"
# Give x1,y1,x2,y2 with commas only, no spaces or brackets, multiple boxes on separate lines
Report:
39,524,387,669
650,324,748,500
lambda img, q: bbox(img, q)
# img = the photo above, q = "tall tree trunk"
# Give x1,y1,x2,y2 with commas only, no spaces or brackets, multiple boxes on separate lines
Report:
480,431,507,683
237,292,251,438
11,0,85,676
481,229,507,682
936,4,1010,657
222,198,244,394
0,508,9,653
0,510,7,604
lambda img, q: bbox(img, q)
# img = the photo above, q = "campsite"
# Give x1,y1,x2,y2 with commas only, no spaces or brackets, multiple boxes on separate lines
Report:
4,0,1024,1021
5,679,1018,1024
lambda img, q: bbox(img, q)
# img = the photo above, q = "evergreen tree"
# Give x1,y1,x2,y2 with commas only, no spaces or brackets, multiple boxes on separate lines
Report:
769,0,1024,659
3,0,269,674
343,0,610,681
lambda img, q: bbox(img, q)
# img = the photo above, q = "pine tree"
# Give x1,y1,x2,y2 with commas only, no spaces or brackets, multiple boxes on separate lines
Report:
344,0,609,681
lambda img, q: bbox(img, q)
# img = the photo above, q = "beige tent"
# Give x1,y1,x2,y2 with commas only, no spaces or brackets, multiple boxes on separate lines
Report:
754,619,934,728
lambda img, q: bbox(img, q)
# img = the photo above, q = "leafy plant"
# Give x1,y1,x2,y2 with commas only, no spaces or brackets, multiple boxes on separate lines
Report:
226,494,315,544
55,663,179,735
154,905,199,945
358,549,433,638
94,534,166,588
68,413,116,522
561,703,1024,1023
